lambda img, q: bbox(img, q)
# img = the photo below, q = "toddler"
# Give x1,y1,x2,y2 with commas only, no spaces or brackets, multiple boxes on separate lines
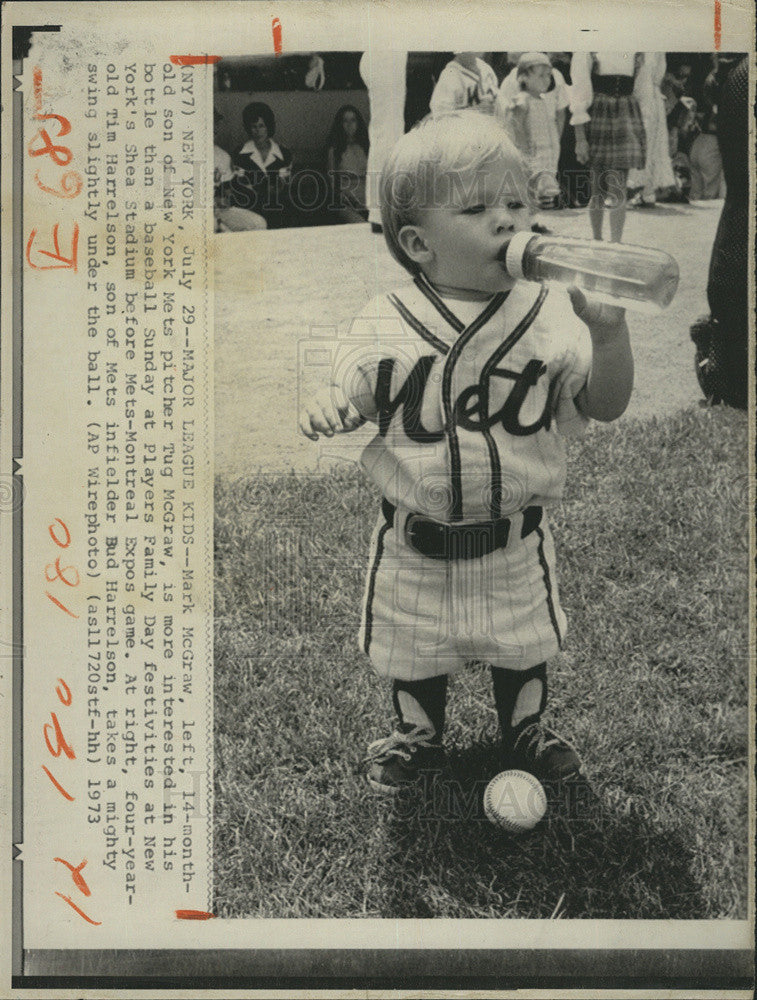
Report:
496,52,567,208
300,112,634,793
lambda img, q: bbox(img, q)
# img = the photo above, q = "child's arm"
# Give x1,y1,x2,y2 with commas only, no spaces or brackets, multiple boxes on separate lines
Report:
569,287,634,422
569,53,592,164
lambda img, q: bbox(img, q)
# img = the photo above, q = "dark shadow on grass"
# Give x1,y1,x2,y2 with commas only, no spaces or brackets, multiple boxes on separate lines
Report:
377,739,705,919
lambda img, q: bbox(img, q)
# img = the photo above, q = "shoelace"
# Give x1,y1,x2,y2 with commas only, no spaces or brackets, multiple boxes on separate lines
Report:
513,723,563,759
365,726,437,764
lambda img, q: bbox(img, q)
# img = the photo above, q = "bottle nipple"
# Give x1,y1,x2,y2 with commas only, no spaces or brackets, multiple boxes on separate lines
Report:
498,231,535,279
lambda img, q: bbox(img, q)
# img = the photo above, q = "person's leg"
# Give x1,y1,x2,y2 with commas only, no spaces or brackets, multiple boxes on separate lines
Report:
366,676,449,793
607,168,629,243
490,663,583,781
360,505,454,792
588,168,605,240
392,675,449,738
490,662,547,744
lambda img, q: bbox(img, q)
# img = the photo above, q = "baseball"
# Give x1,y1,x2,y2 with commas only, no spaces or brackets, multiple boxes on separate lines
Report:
483,769,547,833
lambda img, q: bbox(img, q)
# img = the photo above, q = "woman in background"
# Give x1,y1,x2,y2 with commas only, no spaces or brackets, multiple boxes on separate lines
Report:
326,104,370,223
570,52,647,242
231,101,293,229
627,52,675,207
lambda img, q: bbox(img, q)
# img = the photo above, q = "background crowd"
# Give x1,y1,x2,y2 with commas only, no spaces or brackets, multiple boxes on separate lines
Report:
213,50,742,233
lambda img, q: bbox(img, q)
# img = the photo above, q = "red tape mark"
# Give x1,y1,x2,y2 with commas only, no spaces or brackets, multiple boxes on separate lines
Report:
714,0,721,50
272,17,282,56
169,55,221,66
175,909,216,920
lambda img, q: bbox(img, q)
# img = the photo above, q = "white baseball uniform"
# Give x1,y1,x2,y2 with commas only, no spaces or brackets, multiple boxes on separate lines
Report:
429,58,499,115
339,275,593,680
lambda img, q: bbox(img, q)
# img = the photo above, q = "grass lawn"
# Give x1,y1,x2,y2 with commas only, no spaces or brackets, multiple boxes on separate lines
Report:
213,406,750,919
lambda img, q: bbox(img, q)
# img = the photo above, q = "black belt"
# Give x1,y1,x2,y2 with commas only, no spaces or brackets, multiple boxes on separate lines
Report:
592,74,635,98
381,498,543,561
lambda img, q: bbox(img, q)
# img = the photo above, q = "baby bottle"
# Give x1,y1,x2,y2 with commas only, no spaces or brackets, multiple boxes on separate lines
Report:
500,232,680,314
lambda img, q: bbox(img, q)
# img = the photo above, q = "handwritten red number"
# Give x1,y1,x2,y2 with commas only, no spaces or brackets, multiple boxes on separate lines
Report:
28,114,73,166
45,519,79,617
26,223,80,272
26,69,82,258
43,672,75,798
42,765,74,801
54,893,102,925
34,169,83,199
54,857,92,896
45,556,80,587
44,713,75,760
53,855,101,925
55,678,72,706
44,592,78,618
49,518,72,547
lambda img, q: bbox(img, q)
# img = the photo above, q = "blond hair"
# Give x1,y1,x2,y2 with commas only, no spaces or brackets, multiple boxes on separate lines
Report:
379,110,530,275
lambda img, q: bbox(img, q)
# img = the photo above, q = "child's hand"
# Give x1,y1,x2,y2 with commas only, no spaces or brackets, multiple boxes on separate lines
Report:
568,286,626,343
299,386,363,440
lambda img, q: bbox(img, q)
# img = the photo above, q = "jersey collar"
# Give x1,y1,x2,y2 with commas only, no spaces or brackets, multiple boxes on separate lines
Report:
239,139,284,170
414,271,510,336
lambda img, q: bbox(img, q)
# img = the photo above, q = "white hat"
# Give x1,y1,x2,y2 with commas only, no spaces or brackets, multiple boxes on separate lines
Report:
517,52,552,70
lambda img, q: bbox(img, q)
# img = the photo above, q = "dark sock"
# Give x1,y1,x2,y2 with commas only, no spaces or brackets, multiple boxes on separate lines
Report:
392,675,448,739
490,662,547,748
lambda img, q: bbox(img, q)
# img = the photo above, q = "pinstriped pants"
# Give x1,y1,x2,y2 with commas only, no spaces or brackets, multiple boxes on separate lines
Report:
359,502,566,680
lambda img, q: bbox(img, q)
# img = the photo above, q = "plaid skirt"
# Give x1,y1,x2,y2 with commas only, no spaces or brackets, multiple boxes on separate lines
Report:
588,93,647,171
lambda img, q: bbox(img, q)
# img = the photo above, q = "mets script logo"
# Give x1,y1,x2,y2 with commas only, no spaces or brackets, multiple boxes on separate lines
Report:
376,356,559,442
